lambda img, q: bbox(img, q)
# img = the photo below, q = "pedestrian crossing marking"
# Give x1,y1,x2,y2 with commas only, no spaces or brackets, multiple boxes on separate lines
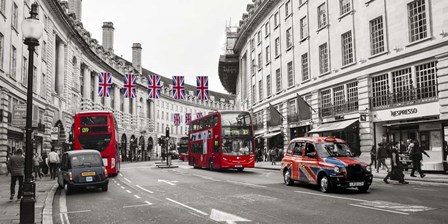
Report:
356,201,435,213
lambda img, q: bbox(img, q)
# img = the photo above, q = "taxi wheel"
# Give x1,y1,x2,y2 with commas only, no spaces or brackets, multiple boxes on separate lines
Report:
284,168,294,186
319,175,333,193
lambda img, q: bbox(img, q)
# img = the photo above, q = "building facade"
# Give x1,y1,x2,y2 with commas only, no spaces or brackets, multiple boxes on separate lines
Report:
219,0,448,171
0,0,234,174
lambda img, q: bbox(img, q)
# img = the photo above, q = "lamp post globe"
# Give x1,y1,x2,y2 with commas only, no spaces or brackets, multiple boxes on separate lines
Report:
20,3,44,224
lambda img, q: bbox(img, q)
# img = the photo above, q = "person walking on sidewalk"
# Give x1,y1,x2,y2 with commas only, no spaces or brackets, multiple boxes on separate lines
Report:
48,147,59,180
33,152,43,180
270,148,277,165
377,142,389,173
369,145,377,171
384,143,408,184
409,140,430,178
7,148,25,200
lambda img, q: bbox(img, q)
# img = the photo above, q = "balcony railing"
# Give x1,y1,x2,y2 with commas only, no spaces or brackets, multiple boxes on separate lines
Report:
320,101,359,118
370,85,438,110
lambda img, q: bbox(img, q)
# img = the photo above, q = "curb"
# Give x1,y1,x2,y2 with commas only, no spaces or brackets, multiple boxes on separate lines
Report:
42,183,58,224
253,167,448,184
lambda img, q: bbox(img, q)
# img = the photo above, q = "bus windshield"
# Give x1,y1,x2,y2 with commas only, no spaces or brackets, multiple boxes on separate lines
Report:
222,138,253,156
316,142,353,158
80,116,108,125
221,112,251,127
78,134,111,152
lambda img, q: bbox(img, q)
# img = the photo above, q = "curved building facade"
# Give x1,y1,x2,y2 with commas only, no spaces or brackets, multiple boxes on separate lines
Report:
219,0,448,171
0,0,234,173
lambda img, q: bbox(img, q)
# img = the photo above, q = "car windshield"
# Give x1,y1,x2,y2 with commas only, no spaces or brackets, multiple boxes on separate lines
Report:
222,138,253,156
70,154,102,168
316,142,352,158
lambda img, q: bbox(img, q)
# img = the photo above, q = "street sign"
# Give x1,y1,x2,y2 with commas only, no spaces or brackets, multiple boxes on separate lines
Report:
11,104,38,128
51,127,59,140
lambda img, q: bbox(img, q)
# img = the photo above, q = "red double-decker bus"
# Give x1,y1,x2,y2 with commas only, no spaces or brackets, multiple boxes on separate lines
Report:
188,111,255,171
179,136,189,161
72,111,120,175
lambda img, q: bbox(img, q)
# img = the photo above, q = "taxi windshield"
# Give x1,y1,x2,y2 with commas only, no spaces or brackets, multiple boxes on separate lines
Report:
316,142,352,158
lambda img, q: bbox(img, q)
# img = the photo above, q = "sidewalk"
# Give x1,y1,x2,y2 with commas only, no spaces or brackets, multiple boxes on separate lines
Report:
0,174,57,224
254,158,448,184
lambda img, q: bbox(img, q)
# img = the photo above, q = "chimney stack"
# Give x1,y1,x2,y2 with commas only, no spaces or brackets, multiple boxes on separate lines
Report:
102,22,114,53
132,43,142,74
68,0,82,20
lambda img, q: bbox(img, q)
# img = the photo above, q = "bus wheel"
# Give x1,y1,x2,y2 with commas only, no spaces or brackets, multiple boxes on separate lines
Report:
237,168,244,172
208,160,214,171
192,159,198,169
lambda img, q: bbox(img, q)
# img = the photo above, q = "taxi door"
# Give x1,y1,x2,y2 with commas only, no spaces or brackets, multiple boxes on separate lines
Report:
291,142,304,180
300,142,319,184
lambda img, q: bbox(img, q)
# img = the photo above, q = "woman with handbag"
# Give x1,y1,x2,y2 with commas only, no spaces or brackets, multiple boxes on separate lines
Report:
384,143,409,184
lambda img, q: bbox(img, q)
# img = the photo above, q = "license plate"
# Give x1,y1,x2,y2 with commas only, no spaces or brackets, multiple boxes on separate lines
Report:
235,164,242,168
86,176,93,182
349,182,364,187
82,171,96,177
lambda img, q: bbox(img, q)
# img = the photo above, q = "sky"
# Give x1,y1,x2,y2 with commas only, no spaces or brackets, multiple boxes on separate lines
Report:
82,0,251,94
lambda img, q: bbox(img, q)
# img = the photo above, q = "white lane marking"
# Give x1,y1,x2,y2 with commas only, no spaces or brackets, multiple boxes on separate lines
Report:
126,190,132,193
124,177,132,183
64,210,91,214
358,201,435,213
294,190,367,202
136,185,154,194
210,209,251,223
413,188,438,192
123,204,152,208
192,174,220,181
59,188,70,224
158,179,176,186
116,183,121,186
166,198,208,216
119,173,123,177
134,195,141,199
226,180,266,188
350,204,410,215
145,201,152,205
121,186,125,189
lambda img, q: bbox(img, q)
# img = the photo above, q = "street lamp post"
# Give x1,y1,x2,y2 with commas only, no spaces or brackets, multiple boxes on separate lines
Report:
20,3,44,224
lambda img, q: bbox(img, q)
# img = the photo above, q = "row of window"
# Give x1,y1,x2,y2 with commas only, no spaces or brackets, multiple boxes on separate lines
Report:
158,123,186,137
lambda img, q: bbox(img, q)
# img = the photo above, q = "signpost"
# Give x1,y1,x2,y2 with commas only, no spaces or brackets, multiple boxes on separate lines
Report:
11,104,38,128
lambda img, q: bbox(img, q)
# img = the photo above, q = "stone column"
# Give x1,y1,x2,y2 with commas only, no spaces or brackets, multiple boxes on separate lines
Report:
437,52,448,119
0,88,9,174
114,85,121,111
357,75,374,154
82,66,90,99
93,71,100,109
56,42,65,95
105,92,111,110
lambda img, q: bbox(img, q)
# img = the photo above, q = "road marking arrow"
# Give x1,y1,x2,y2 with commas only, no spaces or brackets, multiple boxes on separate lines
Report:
158,179,176,185
209,209,251,224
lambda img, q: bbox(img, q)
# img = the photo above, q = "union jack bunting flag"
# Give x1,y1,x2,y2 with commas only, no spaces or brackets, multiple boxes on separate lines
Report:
185,113,192,125
196,112,203,119
147,75,161,99
196,76,209,101
172,76,185,100
123,73,136,98
174,113,181,126
98,72,112,97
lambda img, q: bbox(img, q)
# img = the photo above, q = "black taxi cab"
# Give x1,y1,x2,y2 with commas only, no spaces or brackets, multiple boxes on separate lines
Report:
281,136,373,193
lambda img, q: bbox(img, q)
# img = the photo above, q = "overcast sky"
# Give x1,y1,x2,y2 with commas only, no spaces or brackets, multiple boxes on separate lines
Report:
82,0,251,94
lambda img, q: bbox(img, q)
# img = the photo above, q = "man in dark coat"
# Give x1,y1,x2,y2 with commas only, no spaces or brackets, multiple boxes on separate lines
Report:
410,140,430,178
7,148,25,200
377,142,389,173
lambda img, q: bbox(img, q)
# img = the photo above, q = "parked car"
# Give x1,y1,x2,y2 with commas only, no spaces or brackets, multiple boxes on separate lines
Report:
281,136,373,193
58,150,109,194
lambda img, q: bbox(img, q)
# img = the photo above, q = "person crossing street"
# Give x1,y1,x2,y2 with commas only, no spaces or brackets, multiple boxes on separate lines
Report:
409,140,430,178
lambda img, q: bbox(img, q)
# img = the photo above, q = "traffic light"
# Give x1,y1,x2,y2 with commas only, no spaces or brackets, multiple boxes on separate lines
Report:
166,127,170,138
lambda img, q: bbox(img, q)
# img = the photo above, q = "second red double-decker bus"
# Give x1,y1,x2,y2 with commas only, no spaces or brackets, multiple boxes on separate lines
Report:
188,111,255,171
72,111,120,175
179,136,189,161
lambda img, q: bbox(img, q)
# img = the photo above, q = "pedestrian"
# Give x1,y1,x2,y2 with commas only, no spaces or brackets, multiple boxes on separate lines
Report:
7,148,25,200
409,140,430,178
369,145,377,171
48,147,59,180
263,147,268,162
377,142,389,173
33,152,43,180
270,148,277,165
384,143,409,184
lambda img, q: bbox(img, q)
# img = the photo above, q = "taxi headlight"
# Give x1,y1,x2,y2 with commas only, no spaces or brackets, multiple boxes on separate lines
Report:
334,166,346,174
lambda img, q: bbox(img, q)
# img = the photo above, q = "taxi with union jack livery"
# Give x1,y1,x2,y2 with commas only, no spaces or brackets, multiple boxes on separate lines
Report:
281,136,373,193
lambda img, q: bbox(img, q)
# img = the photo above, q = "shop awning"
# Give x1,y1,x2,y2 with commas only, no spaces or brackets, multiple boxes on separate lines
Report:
308,119,358,134
383,118,448,127
263,131,282,138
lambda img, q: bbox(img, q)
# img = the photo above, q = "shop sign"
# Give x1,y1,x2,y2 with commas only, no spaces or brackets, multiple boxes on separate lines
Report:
372,102,439,122
51,127,59,140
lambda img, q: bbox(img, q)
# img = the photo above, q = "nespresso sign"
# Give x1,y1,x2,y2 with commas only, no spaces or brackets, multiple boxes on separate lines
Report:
390,108,418,117
372,102,439,122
